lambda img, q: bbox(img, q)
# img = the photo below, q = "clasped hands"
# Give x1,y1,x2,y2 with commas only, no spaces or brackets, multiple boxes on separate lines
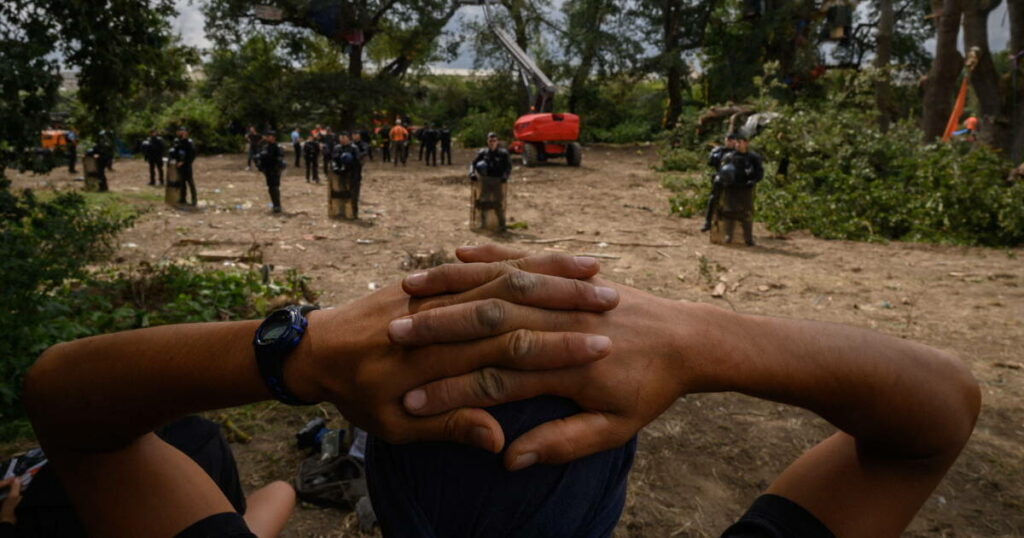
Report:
295,244,708,471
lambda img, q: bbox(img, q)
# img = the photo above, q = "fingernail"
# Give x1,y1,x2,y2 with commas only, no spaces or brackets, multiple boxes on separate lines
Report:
595,286,618,304
388,317,413,340
405,272,428,288
404,389,427,411
586,335,611,355
575,256,598,270
509,452,538,471
471,427,494,452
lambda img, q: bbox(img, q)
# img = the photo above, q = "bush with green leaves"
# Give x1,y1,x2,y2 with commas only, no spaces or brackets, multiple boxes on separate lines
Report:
662,72,1023,246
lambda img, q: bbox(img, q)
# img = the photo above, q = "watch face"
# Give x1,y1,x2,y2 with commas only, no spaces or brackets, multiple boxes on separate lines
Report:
262,324,288,341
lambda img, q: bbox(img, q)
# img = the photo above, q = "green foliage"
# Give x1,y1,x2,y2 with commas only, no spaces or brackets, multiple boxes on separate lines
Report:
0,181,135,428
120,94,236,154
0,182,316,434
662,72,1024,246
457,109,518,148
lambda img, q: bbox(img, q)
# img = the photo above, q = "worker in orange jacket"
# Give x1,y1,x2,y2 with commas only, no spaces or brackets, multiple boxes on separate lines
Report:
389,119,409,167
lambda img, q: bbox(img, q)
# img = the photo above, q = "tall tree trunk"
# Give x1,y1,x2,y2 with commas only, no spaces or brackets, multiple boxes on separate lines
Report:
921,0,965,140
505,0,533,115
663,0,684,129
1008,0,1024,162
874,0,895,132
962,0,1006,151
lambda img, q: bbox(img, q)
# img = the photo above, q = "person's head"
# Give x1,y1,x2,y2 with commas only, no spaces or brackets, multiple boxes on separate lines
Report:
353,132,362,141
264,130,276,142
725,132,739,149
248,125,256,133
150,129,159,136
734,134,749,153
367,397,636,537
486,132,499,150
396,118,403,126
177,126,188,139
293,126,299,132
339,132,351,144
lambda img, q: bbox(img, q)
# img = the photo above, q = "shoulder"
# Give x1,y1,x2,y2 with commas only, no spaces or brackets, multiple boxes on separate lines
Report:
497,148,510,157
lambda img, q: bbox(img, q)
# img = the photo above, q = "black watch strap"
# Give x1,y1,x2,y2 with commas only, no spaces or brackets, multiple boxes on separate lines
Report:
254,305,318,406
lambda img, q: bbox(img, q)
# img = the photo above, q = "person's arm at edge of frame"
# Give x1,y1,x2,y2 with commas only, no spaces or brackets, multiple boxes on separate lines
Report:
401,244,981,538
23,254,621,537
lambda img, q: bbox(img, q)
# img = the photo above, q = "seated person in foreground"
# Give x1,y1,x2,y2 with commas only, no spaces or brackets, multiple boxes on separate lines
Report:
23,246,979,538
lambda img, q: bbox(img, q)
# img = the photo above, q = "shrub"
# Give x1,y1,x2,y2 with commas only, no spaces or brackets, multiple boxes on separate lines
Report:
456,109,517,148
662,72,1023,246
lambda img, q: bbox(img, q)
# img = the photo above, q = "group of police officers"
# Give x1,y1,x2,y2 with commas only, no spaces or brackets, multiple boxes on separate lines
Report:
75,119,765,242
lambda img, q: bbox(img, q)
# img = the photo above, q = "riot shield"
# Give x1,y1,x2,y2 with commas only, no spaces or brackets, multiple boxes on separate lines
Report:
165,159,181,206
470,176,507,232
327,169,357,220
83,155,100,192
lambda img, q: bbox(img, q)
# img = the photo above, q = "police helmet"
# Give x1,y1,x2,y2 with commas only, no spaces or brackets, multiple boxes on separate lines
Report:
486,132,498,140
474,161,489,175
718,163,737,186
340,152,354,165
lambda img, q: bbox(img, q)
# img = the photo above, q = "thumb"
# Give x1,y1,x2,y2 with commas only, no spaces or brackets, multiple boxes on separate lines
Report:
503,411,633,471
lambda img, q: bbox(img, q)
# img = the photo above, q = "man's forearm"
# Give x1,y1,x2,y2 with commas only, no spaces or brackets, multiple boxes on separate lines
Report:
690,304,980,459
24,319,272,452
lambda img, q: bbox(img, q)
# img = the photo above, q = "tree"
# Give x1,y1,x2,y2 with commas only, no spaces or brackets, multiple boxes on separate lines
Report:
961,0,1006,149
1010,0,1024,161
0,0,178,174
921,0,965,140
630,0,719,128
874,0,896,131
202,0,462,126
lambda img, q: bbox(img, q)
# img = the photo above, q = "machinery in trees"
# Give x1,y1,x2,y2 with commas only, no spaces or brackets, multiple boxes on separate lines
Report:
460,0,581,167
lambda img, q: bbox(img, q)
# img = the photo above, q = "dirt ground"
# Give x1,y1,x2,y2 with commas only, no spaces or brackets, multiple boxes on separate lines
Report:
9,145,1024,537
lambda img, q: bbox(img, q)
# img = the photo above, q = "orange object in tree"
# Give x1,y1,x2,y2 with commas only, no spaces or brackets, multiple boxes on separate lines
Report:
965,116,978,131
941,75,970,142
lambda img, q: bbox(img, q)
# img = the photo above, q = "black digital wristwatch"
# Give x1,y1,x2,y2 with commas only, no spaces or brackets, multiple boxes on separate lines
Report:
253,305,319,406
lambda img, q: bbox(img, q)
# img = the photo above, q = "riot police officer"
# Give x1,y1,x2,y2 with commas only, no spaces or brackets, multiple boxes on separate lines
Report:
143,129,166,186
172,126,197,206
321,128,335,176
358,129,374,161
701,133,737,232
85,139,111,192
439,124,452,165
469,132,512,231
422,124,439,166
303,135,320,184
352,131,372,165
718,133,764,246
256,130,286,213
331,131,363,218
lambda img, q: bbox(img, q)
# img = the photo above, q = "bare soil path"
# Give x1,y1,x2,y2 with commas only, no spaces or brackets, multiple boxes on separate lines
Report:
11,145,1023,536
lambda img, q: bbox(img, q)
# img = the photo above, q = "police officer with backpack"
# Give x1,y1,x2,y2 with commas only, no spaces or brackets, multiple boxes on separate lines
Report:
469,132,512,230
256,130,286,213
171,126,197,206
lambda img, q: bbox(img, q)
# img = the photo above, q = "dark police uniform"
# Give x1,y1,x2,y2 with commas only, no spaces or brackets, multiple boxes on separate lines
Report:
719,149,764,245
702,145,734,231
171,135,197,205
331,141,364,218
359,129,374,161
321,132,335,176
303,139,320,183
143,134,166,185
469,144,512,230
246,131,261,169
66,130,78,173
256,140,286,212
380,129,391,163
416,127,425,161
439,127,452,165
422,127,439,166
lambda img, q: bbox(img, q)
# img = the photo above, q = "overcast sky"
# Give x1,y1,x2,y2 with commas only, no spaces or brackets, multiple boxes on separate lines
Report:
172,0,1014,68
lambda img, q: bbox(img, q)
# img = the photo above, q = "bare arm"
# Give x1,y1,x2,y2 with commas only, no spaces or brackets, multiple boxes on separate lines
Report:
24,253,620,537
401,244,981,537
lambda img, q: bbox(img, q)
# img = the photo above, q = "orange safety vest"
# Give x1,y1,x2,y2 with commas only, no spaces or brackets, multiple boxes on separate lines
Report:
389,125,409,142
